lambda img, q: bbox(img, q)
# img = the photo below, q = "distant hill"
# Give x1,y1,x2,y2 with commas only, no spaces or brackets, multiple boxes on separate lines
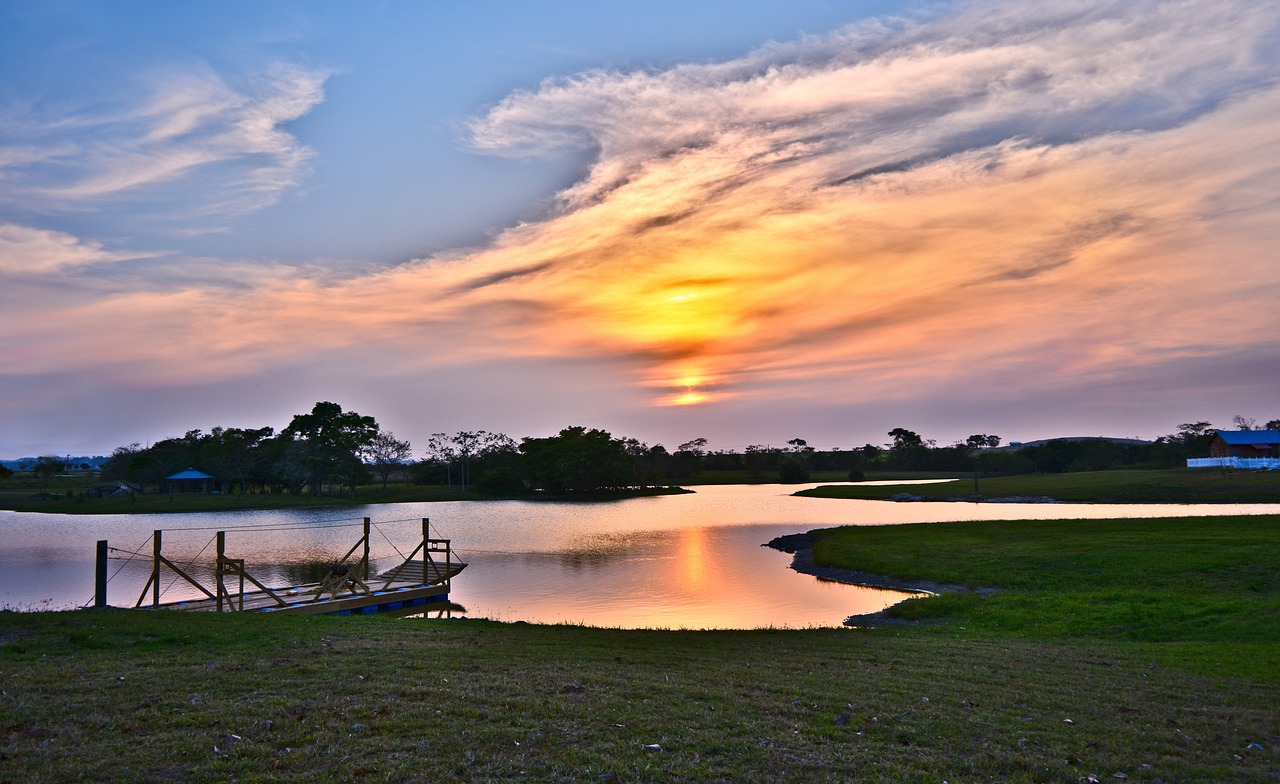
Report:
1003,436,1154,449
1,455,109,471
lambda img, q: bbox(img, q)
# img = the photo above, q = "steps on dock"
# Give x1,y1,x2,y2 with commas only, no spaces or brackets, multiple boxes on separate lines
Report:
376,559,466,586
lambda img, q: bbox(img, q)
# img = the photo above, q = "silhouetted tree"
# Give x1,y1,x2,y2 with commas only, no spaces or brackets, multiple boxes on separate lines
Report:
520,426,634,494
668,437,708,479
205,426,275,495
367,431,413,489
32,456,67,487
283,401,380,495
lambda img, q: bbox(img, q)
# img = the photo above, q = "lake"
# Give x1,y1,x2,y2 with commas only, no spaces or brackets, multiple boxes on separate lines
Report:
3,482,1278,628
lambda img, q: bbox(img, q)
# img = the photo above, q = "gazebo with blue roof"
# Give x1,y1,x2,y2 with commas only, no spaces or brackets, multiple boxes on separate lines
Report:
165,467,217,494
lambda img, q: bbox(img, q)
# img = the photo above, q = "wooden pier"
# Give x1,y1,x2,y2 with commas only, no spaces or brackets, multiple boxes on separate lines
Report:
99,517,465,616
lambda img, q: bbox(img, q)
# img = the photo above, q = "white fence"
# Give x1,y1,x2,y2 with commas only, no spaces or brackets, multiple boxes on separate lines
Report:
1187,457,1280,470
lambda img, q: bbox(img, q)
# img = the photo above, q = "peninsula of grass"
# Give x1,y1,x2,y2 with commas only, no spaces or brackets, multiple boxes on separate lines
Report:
801,514,1280,680
3,513,1279,782
796,467,1280,504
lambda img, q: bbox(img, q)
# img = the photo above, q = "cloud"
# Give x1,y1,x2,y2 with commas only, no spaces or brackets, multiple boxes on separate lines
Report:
448,0,1280,405
4,0,1280,446
0,224,158,276
0,61,327,218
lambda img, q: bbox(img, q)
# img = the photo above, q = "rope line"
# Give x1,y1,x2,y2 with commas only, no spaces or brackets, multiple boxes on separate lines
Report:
150,516,424,534
158,533,217,601
105,545,151,559
372,522,407,560
154,517,366,533
80,534,152,608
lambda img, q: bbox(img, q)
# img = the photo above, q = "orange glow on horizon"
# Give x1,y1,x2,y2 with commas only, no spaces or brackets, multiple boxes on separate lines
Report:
671,390,708,406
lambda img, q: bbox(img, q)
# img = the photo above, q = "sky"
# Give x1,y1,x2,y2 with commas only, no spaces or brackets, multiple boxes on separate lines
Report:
2,0,1279,458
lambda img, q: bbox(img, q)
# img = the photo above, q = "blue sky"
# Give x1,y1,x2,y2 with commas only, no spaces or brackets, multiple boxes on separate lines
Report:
3,1,904,264
2,0,1279,457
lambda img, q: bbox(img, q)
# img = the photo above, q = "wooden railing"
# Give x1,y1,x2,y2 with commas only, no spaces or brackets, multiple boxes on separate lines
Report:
117,517,455,611
1187,457,1280,469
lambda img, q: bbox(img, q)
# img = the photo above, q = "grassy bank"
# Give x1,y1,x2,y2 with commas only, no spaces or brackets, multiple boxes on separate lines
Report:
807,515,1280,683
797,468,1280,503
2,612,1276,783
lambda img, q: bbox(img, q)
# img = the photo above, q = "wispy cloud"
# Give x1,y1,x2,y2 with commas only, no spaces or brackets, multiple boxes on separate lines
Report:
0,61,328,218
0,224,159,276
450,0,1280,404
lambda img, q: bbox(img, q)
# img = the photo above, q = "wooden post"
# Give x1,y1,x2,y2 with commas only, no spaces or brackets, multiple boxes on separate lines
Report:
422,518,430,584
151,530,162,608
216,531,226,612
362,517,371,580
95,540,108,608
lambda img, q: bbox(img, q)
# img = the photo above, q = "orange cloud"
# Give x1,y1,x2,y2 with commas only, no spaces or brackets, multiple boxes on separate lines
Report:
4,0,1279,430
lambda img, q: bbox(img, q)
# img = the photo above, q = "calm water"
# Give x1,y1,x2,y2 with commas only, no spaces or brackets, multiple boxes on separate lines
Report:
3,483,1278,628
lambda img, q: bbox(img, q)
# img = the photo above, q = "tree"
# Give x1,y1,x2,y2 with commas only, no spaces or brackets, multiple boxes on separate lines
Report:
965,434,1001,449
32,456,67,487
887,428,927,470
470,433,523,494
424,433,459,485
101,443,143,482
1170,421,1214,442
677,437,708,457
777,455,810,483
1267,419,1280,431
367,431,413,489
0,464,11,480
622,438,669,485
742,444,779,482
1233,415,1257,431
205,426,275,495
888,428,924,450
519,426,634,494
283,401,380,495
452,431,483,489
669,437,709,479
786,438,815,455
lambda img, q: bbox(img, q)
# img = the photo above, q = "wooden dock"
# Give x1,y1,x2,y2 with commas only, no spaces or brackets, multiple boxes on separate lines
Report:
158,559,467,615
101,517,466,617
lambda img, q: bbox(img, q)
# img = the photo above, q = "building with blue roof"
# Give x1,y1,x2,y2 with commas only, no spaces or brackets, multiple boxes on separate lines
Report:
1208,430,1280,459
164,467,216,494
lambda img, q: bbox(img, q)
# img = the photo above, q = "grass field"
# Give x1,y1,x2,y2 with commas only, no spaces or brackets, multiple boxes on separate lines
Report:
2,513,1278,781
797,468,1280,503
2,612,1277,783
807,515,1280,682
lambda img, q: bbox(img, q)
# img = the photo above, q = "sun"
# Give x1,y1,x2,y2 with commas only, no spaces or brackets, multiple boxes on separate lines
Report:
673,390,707,406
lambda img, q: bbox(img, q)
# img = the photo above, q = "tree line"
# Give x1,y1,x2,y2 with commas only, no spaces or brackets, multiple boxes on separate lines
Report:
95,403,1279,497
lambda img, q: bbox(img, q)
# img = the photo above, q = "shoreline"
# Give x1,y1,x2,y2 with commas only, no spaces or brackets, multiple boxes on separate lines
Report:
765,531,986,627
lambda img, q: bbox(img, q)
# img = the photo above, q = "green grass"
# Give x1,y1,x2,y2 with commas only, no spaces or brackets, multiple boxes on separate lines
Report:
797,468,1280,503
809,515,1280,681
2,612,1277,783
